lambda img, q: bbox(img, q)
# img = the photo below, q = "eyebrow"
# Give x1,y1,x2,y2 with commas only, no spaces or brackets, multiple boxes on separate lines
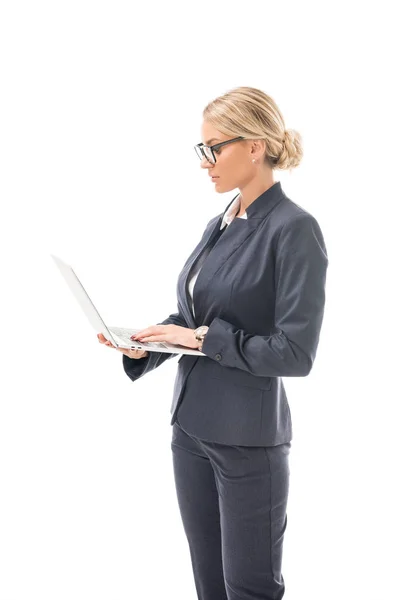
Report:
205,137,221,145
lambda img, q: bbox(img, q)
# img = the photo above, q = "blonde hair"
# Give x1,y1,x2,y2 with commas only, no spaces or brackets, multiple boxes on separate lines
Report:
203,86,303,171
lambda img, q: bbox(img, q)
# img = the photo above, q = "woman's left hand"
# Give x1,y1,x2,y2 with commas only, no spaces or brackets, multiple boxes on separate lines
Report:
131,325,200,349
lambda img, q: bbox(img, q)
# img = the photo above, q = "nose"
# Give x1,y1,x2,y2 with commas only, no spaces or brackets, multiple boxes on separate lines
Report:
200,156,213,169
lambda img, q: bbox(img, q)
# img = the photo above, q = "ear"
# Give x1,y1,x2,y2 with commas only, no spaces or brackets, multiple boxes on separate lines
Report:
250,139,267,160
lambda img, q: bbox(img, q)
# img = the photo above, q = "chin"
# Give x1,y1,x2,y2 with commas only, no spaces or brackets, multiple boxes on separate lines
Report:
214,181,235,194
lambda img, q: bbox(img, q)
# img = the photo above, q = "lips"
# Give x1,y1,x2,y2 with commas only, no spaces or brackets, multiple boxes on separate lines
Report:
210,175,219,178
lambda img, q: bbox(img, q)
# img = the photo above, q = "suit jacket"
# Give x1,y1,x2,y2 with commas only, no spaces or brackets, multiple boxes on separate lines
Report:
122,181,329,446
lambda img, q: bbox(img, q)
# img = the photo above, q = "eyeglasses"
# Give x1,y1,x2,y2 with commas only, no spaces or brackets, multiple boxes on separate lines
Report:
194,136,244,164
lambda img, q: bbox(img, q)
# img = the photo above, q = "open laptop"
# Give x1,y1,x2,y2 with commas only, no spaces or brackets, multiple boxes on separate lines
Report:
51,254,204,356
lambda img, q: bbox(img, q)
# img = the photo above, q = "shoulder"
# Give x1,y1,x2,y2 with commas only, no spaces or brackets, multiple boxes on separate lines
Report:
274,193,316,222
271,197,328,259
272,195,323,235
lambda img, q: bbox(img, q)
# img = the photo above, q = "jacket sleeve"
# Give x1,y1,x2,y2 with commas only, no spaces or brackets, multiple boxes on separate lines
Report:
200,214,329,377
122,310,188,383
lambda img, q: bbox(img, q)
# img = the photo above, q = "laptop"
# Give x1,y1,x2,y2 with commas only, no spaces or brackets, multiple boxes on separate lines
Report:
50,254,205,356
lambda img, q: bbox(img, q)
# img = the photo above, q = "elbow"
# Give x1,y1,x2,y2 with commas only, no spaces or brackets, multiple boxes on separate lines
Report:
287,343,314,376
298,358,313,377
287,358,312,377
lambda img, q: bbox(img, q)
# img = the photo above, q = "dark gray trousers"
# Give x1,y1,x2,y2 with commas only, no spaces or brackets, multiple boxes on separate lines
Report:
171,418,291,600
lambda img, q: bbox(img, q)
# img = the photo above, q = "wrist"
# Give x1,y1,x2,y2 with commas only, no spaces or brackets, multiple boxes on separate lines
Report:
193,325,209,352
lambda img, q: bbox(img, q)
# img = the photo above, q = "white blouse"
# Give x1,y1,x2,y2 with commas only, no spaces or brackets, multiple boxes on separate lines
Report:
188,195,247,318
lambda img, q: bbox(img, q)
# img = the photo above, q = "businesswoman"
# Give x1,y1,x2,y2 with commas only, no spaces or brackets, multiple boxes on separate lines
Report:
98,86,328,600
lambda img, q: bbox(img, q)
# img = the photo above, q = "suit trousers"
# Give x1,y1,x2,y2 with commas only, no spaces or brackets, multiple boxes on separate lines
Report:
171,418,291,600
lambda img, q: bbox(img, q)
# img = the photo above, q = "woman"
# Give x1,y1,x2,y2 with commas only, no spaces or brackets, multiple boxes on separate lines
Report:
98,86,328,600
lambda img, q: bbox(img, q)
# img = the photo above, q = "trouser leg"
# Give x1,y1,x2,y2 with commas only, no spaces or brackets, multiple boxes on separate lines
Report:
171,420,291,600
208,441,291,600
171,421,228,600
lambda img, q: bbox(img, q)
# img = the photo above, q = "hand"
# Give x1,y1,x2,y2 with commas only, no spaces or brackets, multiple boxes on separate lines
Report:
97,333,149,359
131,324,200,349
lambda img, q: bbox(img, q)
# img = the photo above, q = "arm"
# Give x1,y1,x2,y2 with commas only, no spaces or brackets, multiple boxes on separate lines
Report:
122,310,187,383
121,215,222,383
201,214,329,377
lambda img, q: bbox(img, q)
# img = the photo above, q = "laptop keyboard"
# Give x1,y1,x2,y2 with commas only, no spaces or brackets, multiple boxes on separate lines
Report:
110,326,170,349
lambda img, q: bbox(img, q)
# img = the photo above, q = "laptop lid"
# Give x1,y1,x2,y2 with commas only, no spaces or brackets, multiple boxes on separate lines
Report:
51,254,118,344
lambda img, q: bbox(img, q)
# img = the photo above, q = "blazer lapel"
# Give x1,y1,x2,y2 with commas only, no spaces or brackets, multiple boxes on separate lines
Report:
191,218,260,325
176,215,224,329
179,217,259,328
177,181,285,329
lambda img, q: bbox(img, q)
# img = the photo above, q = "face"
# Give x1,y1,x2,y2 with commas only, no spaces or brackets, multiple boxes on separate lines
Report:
199,120,258,193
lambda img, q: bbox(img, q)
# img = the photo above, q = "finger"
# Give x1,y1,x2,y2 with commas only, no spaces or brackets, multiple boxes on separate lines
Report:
131,326,163,340
131,330,149,339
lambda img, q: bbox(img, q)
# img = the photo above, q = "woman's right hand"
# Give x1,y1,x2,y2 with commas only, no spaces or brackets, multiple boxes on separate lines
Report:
97,333,149,359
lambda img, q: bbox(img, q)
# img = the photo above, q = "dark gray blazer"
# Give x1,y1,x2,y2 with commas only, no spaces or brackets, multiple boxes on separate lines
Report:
123,181,328,446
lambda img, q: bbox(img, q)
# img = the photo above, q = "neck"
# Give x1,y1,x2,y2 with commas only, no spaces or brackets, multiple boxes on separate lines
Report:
238,173,276,213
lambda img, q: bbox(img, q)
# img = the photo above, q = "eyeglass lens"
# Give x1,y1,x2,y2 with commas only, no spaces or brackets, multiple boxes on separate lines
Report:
196,145,215,164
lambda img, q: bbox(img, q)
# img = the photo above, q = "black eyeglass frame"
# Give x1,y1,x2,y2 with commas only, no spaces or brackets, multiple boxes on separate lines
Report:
194,136,245,164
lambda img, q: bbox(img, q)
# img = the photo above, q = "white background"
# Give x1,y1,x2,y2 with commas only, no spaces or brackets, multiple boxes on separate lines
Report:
1,1,399,599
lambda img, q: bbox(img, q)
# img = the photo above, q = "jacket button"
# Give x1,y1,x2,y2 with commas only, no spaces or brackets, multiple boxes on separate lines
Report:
215,353,222,361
